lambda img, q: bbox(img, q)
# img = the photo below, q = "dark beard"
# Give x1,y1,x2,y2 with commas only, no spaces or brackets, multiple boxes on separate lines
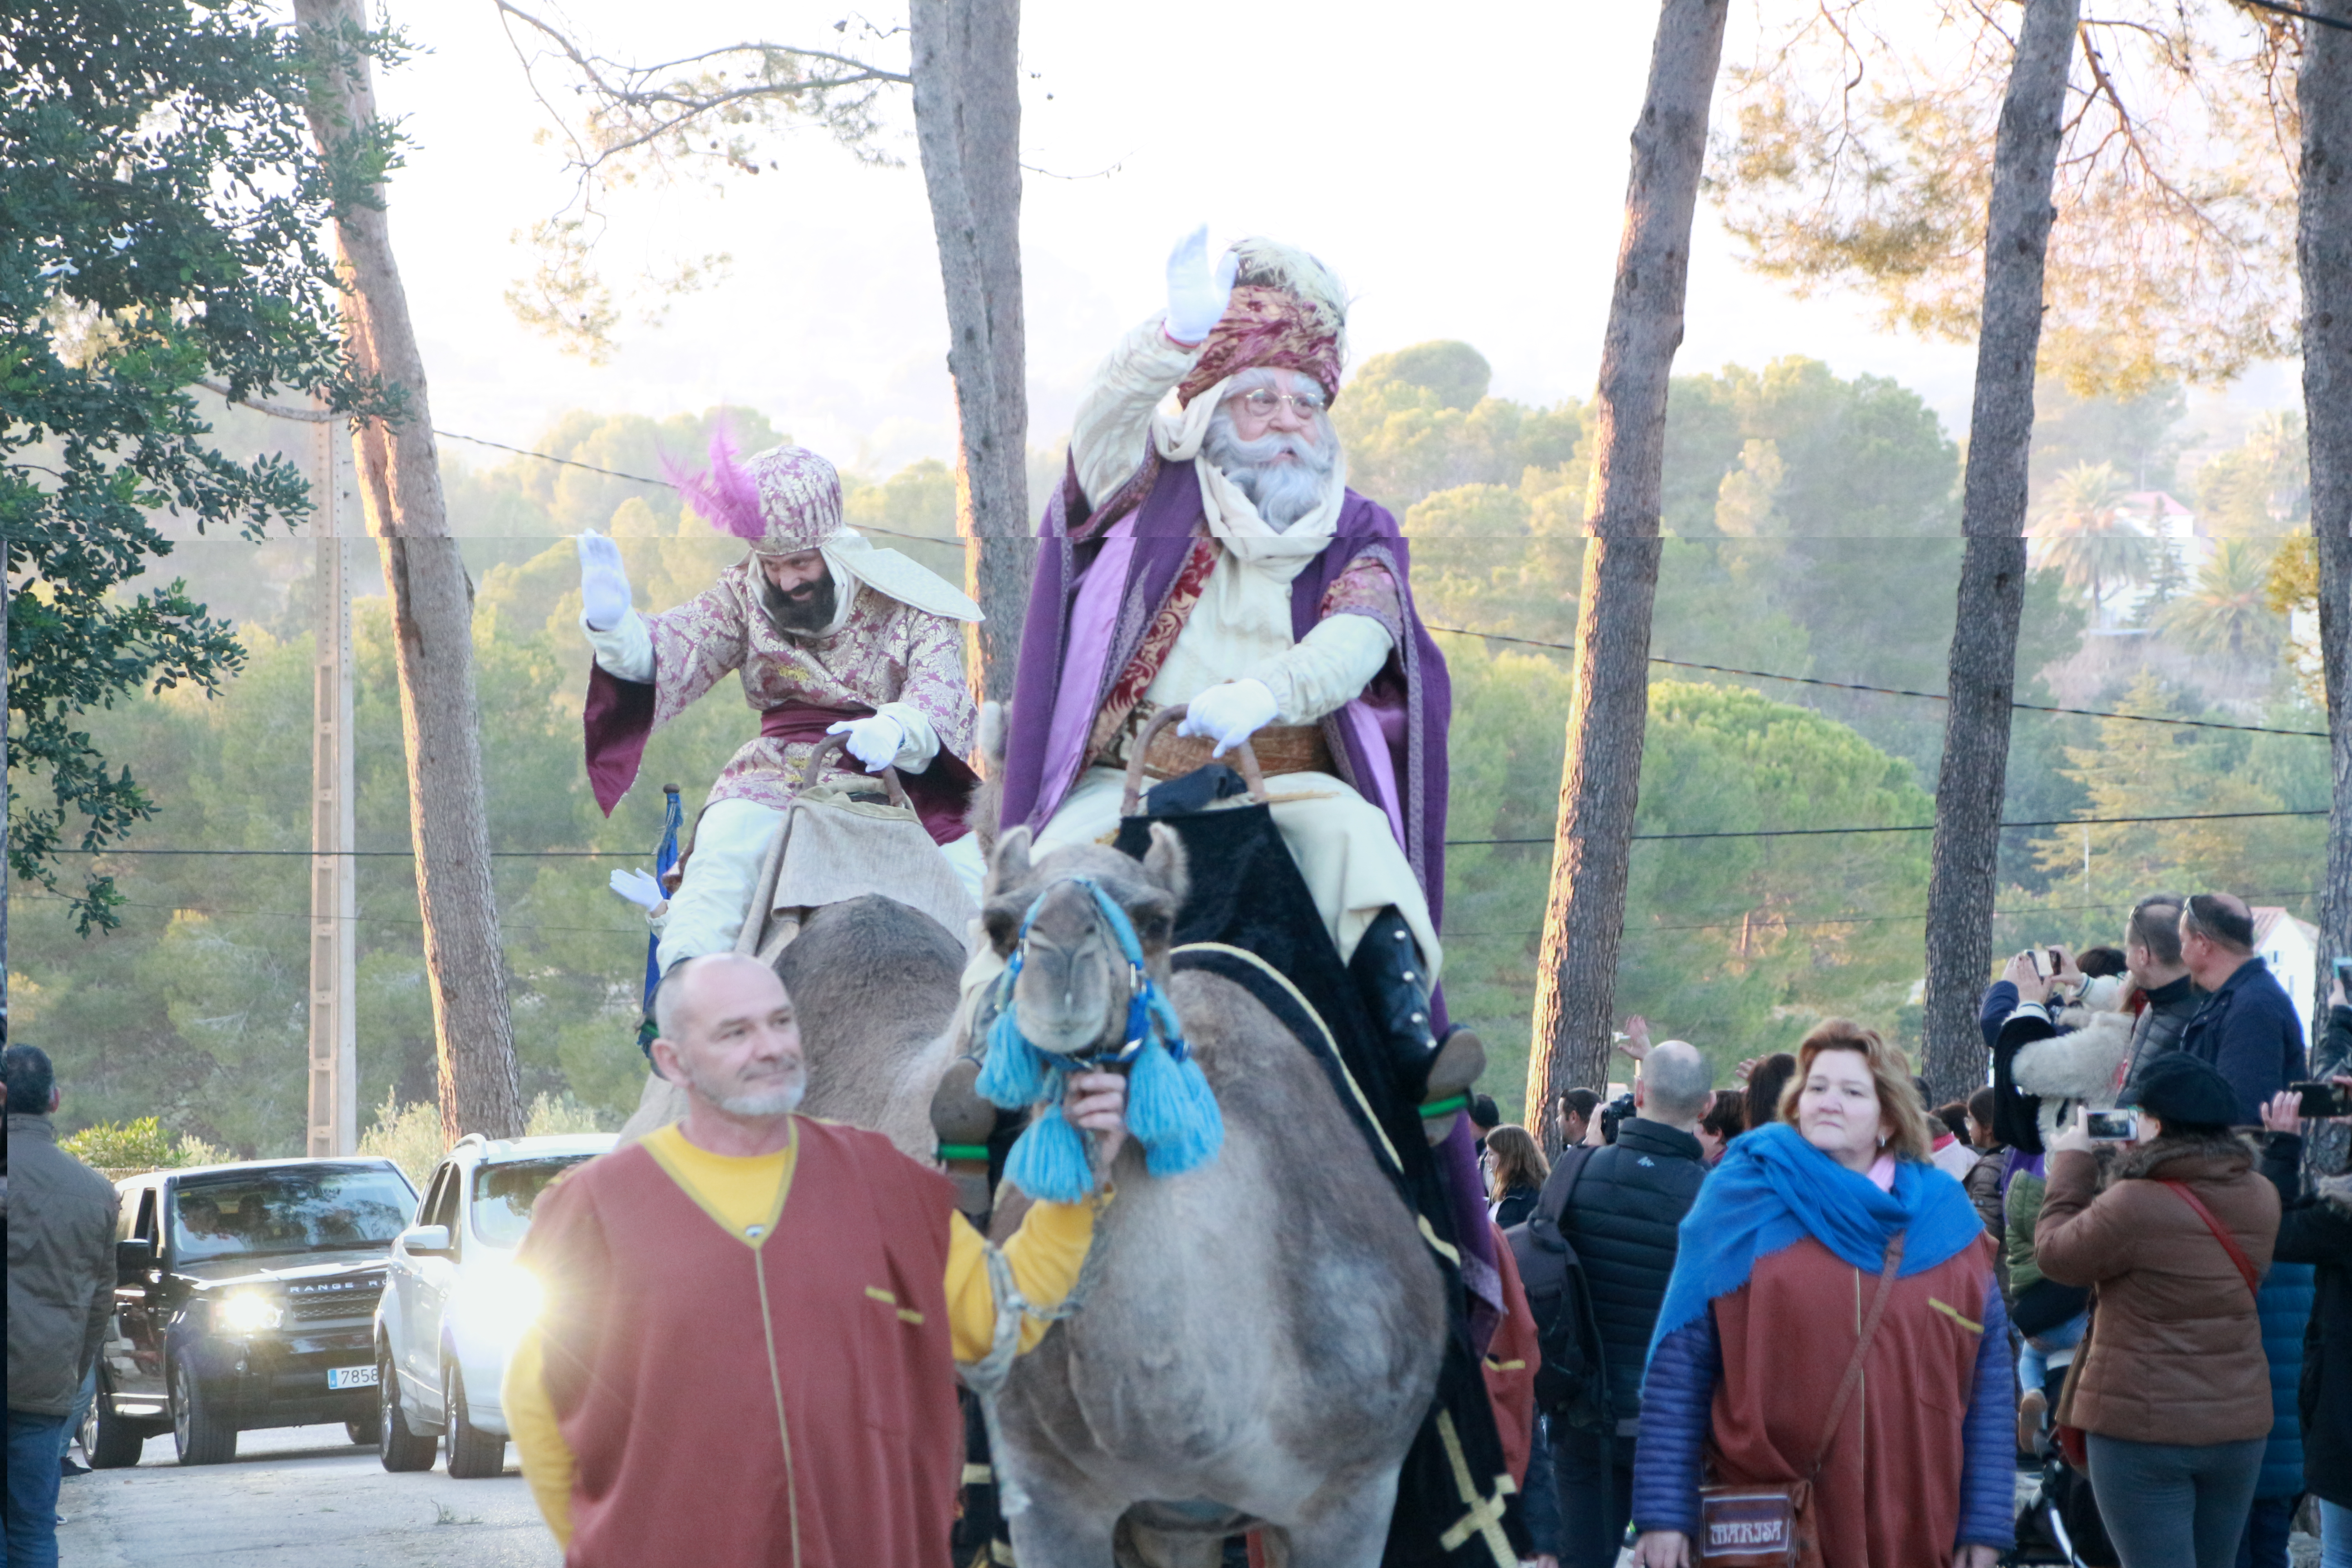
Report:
762,570,838,636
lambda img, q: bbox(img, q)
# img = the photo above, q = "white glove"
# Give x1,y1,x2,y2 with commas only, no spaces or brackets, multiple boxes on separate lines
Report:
608,867,665,912
827,713,906,773
1176,679,1278,758
1164,225,1239,346
577,531,632,631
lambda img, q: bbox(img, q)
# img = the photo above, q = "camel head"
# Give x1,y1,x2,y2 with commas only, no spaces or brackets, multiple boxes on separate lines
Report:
982,824,1190,1063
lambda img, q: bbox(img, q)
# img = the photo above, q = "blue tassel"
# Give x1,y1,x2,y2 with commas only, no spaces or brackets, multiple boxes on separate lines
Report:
1004,1101,1095,1203
1127,1034,1224,1178
976,1003,1049,1109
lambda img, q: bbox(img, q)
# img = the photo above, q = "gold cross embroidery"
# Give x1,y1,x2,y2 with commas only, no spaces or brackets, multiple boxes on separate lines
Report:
1434,1409,1518,1563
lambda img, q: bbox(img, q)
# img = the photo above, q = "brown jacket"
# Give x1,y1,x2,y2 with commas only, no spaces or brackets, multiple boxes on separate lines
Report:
2035,1133,2279,1442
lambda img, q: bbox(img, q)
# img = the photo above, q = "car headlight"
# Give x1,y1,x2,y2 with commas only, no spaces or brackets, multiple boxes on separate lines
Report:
449,1262,543,1339
219,1292,284,1333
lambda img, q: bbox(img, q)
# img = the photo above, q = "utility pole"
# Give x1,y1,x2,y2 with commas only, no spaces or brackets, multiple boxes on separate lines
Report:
308,418,358,1156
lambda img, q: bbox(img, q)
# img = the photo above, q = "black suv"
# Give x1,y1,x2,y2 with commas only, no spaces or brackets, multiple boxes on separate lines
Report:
87,1158,419,1466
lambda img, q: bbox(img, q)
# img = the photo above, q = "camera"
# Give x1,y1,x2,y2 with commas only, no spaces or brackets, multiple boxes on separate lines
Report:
1597,1092,1637,1145
2083,1109,2139,1142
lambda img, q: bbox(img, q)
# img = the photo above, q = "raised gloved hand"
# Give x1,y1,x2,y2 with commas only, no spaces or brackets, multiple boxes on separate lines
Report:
827,713,906,773
577,532,632,631
1164,225,1239,347
1176,678,1278,758
608,867,665,912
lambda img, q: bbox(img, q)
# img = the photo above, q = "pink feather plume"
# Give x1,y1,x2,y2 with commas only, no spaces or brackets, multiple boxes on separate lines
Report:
665,426,766,542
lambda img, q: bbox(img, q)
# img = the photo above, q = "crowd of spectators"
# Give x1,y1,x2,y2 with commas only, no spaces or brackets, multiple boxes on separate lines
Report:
1485,887,2351,1568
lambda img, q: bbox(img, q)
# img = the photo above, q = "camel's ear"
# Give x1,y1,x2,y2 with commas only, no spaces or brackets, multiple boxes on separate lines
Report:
986,824,1033,898
1142,823,1190,907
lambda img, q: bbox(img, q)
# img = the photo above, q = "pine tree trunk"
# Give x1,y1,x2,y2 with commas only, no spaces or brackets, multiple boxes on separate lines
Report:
910,0,1029,707
2303,2,2352,1023
1526,0,1729,1154
1919,0,2080,1101
294,0,523,1142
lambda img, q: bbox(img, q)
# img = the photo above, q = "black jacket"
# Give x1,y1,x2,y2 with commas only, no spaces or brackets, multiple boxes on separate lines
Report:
2258,1131,2352,1506
1543,1117,1706,1426
2178,958,2308,1124
2121,972,2202,1086
1491,1183,1541,1231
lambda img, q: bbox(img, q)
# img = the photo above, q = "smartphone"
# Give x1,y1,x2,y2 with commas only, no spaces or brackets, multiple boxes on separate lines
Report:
2047,944,2068,974
2293,1081,2352,1119
2084,1109,2140,1142
2029,948,2052,980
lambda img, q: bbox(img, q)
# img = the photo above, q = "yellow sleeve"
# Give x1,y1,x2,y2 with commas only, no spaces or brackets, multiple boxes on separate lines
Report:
943,1193,1107,1363
502,1326,576,1549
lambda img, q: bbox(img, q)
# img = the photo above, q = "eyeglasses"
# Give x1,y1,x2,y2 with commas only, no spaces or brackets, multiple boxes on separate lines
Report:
1230,387,1327,421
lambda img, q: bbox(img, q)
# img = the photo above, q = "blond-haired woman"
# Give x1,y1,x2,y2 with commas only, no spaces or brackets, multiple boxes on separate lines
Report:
1629,1021,2012,1568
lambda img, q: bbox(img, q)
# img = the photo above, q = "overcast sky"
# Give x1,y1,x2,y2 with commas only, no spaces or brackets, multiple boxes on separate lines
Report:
379,0,2290,480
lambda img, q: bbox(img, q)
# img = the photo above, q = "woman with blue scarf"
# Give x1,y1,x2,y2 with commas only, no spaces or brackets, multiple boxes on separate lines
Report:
1629,1021,2013,1568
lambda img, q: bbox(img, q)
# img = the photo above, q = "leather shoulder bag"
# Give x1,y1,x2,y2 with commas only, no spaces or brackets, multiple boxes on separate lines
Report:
1698,1231,1908,1568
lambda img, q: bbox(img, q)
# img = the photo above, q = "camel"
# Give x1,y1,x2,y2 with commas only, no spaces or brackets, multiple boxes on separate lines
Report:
974,823,1448,1568
616,890,967,1153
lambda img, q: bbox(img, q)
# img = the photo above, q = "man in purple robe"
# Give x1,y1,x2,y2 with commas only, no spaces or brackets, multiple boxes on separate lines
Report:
578,441,985,974
990,226,1484,1183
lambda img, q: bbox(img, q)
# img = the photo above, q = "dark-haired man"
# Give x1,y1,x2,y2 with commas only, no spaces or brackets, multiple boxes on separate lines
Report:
2176,892,2307,1125
5,1045,119,1568
2119,891,2202,1087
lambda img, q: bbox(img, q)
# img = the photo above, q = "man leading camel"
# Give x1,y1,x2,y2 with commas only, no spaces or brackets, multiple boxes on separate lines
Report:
505,952,1127,1567
578,441,986,974
994,226,1474,1113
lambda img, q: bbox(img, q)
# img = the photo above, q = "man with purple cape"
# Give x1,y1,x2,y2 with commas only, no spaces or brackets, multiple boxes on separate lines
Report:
577,441,986,976
989,228,1499,1320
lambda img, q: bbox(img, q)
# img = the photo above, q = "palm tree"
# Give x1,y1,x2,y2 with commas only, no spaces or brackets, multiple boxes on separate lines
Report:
2163,539,2282,663
2030,461,2155,621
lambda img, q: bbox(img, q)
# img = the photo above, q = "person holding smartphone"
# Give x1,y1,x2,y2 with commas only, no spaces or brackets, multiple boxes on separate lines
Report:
2036,1053,2282,1568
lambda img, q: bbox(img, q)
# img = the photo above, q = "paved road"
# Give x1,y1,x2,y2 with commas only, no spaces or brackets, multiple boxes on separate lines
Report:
56,1423,561,1568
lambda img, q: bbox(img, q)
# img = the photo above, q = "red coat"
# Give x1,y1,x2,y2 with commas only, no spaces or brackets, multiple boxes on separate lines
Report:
520,1120,964,1568
1707,1235,1995,1568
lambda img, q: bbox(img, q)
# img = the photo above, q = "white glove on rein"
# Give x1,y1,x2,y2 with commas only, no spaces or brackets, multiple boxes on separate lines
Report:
826,713,907,773
1176,678,1279,758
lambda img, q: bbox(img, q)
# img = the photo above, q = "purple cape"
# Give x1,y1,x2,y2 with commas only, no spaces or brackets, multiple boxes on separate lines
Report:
1000,456,1453,934
998,458,1503,1334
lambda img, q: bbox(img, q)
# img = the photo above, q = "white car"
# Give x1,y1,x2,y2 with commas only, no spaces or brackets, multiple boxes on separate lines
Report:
372,1132,615,1476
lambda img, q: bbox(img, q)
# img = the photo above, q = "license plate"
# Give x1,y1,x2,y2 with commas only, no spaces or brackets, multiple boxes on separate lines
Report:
327,1364,378,1390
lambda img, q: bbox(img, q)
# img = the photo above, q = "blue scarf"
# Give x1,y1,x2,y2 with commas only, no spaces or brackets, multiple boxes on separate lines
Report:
1646,1121,1986,1362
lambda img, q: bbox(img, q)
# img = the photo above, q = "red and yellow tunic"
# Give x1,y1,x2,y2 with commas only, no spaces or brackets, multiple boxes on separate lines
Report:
504,1118,1098,1567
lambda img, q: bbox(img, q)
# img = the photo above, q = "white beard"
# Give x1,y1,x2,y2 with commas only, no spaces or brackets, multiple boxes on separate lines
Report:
1203,414,1338,531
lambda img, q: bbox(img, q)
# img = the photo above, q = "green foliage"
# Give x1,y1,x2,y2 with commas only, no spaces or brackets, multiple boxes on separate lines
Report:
2031,463,2154,617
1,0,390,932
2016,671,2326,948
1445,659,1939,1114
2194,412,2309,539
59,1117,227,1173
2163,541,2282,667
357,1095,448,1189
1333,341,1583,513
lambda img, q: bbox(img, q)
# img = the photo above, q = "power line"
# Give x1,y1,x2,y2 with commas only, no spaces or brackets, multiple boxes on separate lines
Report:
2233,0,2352,32
1446,807,2328,846
1427,624,2330,740
1443,890,2323,942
